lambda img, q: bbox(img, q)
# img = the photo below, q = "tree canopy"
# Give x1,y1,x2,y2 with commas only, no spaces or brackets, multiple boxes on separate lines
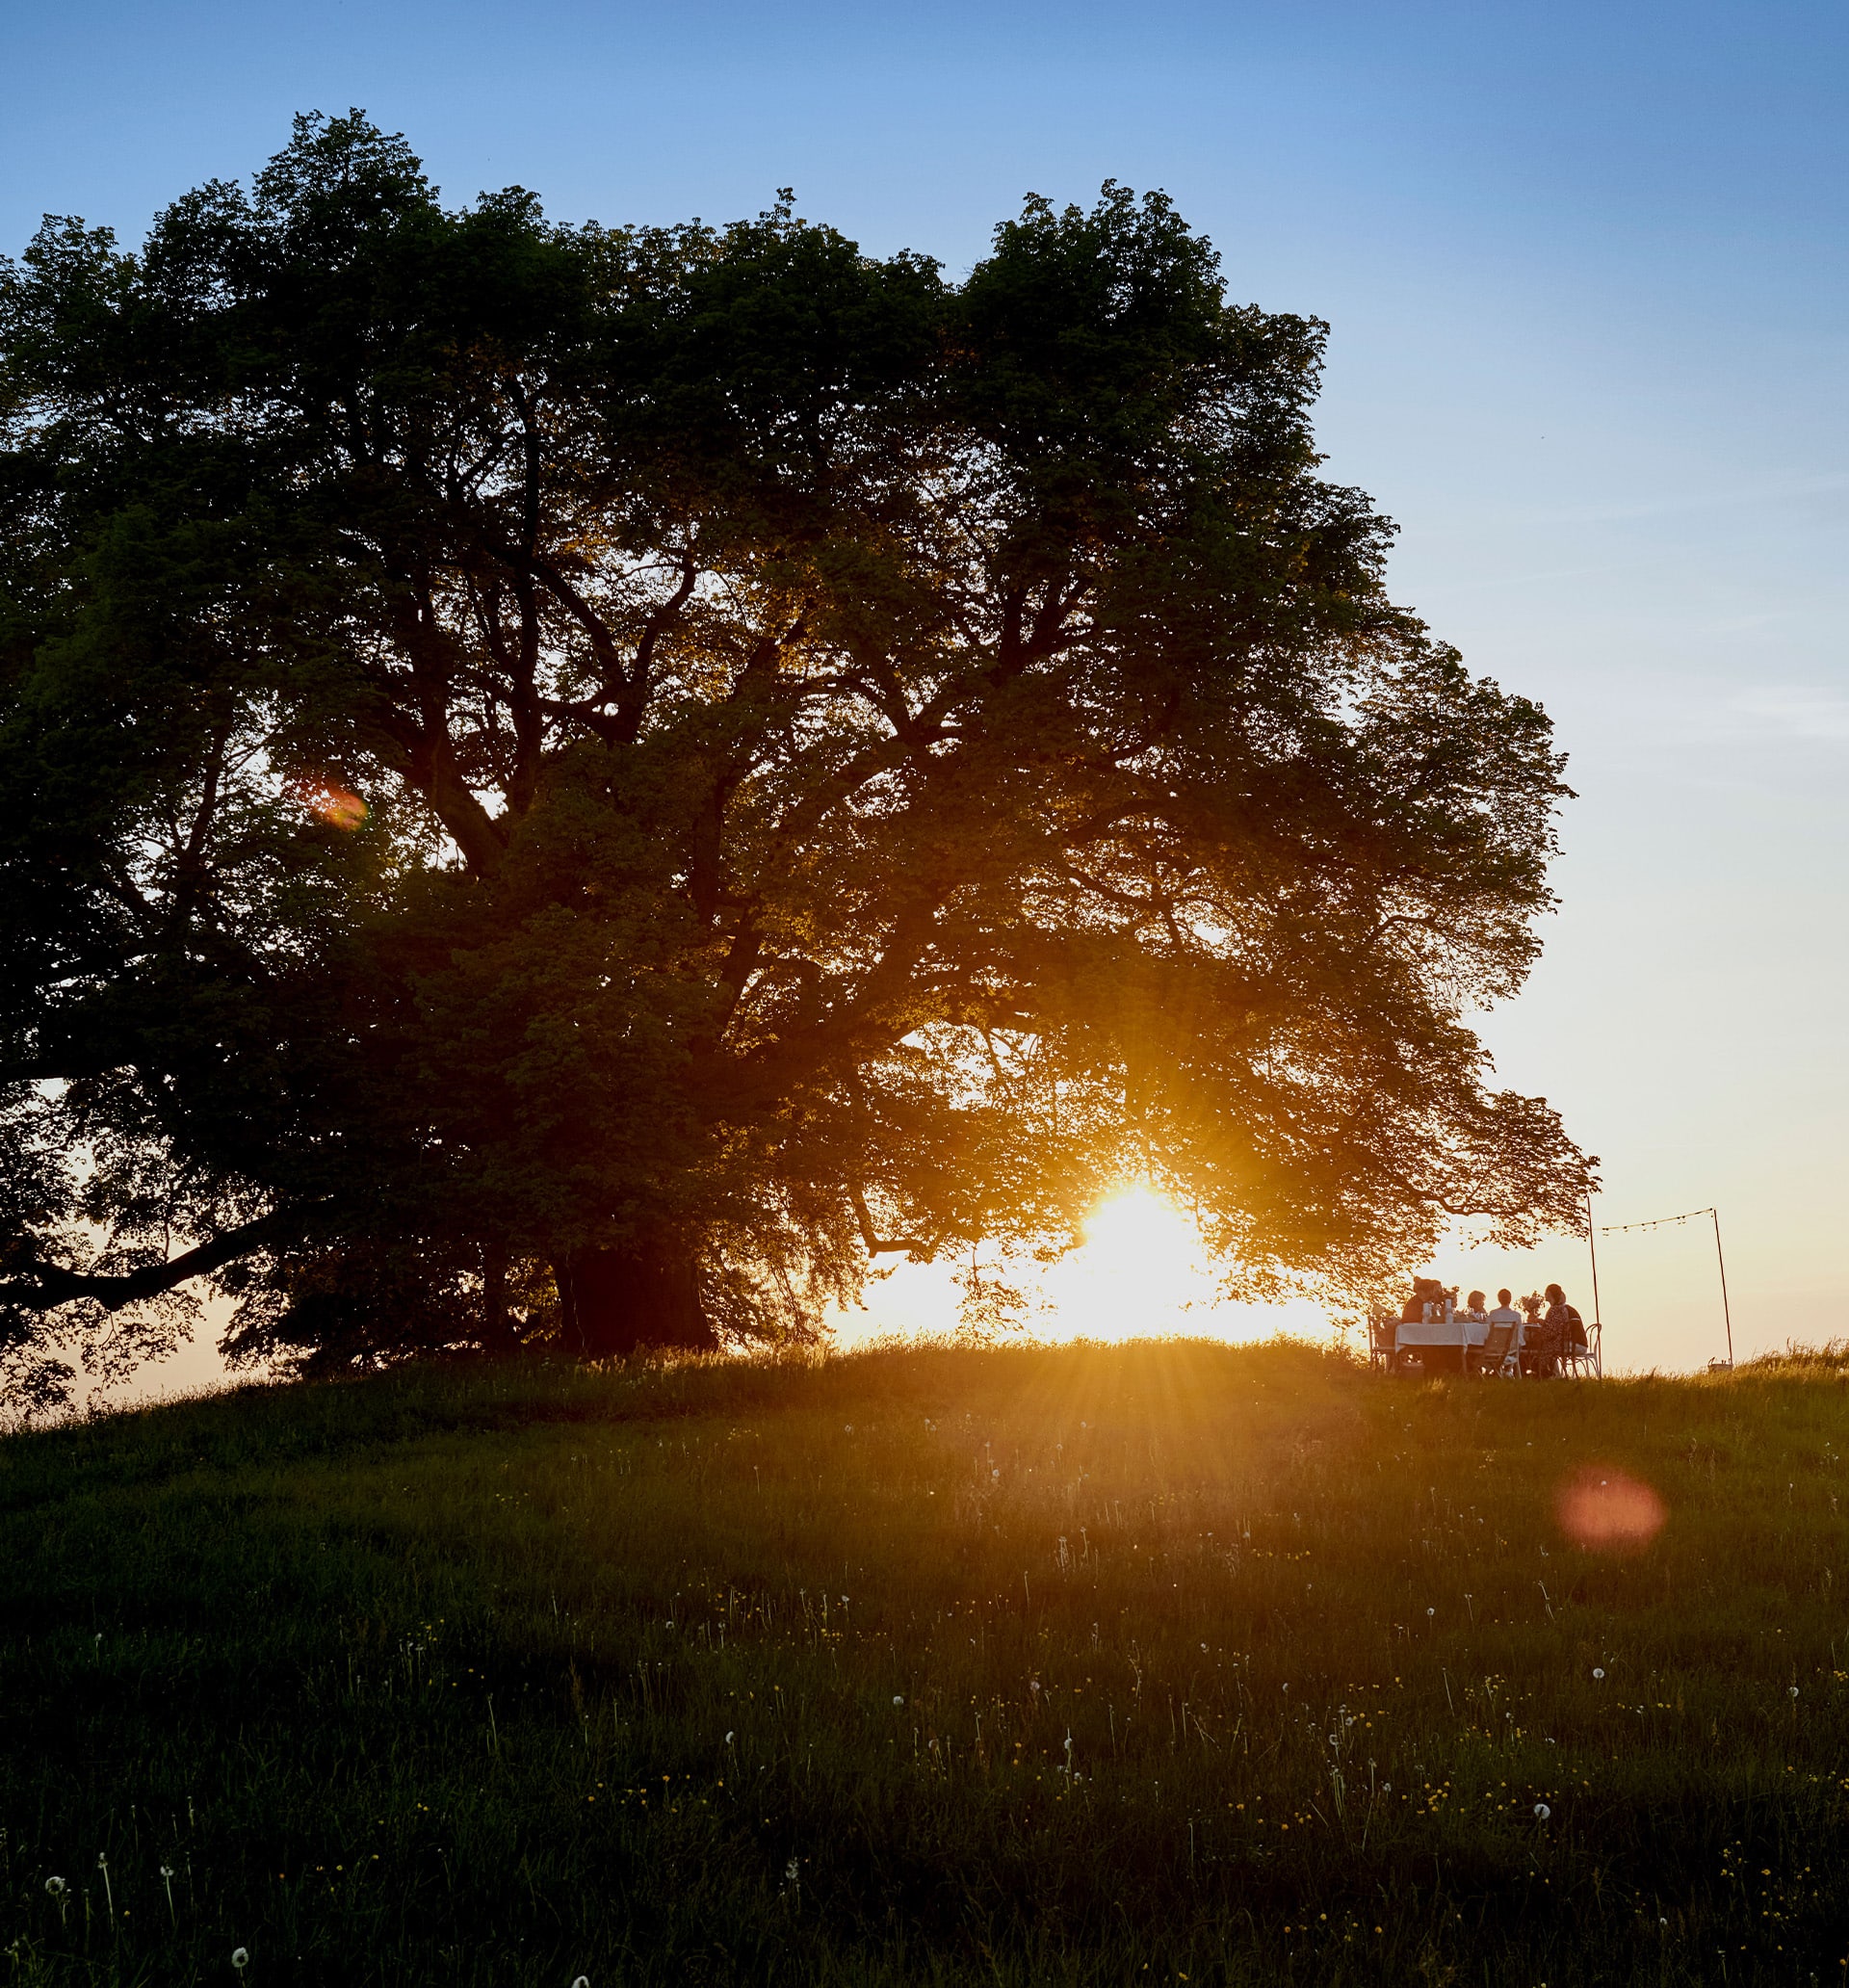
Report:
0,113,1591,1405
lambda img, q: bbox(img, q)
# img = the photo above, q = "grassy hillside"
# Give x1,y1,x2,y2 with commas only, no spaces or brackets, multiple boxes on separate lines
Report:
3,1339,1847,1986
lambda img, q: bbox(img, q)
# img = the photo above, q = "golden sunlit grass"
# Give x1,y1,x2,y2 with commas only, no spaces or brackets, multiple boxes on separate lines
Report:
3,1340,1847,1984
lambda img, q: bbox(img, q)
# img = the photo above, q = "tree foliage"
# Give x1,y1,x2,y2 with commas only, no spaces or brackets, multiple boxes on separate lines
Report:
0,114,1591,1401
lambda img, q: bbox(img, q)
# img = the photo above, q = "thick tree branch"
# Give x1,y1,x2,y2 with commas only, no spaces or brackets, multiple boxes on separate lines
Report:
0,1207,309,1316
848,1187,933,1260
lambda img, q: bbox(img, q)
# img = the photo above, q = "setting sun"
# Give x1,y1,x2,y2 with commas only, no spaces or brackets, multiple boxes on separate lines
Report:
835,1184,1332,1347
1037,1187,1325,1345
1038,1186,1224,1342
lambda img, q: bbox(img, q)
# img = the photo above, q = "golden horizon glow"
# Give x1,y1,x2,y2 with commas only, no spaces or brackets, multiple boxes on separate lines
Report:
1034,1185,1223,1344
1034,1184,1341,1347
833,1184,1336,1348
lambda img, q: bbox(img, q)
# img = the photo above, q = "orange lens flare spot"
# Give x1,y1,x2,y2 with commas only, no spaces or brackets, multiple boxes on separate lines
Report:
290,777,368,831
1555,1467,1666,1554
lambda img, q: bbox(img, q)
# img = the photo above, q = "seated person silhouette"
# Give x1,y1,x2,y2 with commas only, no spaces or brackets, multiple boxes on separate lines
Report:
1399,1276,1445,1323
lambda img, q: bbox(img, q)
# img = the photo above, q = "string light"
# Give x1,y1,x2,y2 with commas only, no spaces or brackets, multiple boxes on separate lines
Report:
1598,1204,1715,1236
1595,1205,1732,1367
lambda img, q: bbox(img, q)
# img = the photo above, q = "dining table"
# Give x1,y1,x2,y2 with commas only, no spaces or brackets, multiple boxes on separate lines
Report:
1393,1315,1494,1375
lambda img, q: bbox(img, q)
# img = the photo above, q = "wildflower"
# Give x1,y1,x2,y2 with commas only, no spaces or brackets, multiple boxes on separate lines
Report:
1426,1608,1435,1618
785,1858,799,1883
232,1949,249,1974
1789,1686,1800,1699
44,1878,65,1897
1592,1667,1605,1680
1534,1802,1551,1820
893,1694,904,1706
844,1425,854,1434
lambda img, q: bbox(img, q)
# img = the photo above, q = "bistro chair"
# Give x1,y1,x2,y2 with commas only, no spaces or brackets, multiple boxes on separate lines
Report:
1467,1321,1521,1378
1560,1323,1602,1379
1367,1315,1399,1373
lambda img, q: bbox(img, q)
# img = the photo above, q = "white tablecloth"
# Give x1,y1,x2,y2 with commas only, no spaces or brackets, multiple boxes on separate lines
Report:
1394,1318,1491,1349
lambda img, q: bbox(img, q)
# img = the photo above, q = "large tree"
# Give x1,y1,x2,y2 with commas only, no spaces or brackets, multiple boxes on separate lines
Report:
0,114,1589,1402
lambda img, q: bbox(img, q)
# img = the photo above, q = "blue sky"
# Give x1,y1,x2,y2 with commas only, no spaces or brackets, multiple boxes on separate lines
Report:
7,0,1846,1374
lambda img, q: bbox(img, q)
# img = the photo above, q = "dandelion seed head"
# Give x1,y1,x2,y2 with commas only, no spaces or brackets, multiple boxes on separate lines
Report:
1593,1667,1605,1680
893,1694,904,1706
1789,1686,1800,1698
231,1949,249,1973
1534,1803,1550,1820
44,1877,65,1897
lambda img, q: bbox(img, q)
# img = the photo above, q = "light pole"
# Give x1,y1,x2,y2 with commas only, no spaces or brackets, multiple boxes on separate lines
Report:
1710,1206,1734,1369
1584,1187,1603,1378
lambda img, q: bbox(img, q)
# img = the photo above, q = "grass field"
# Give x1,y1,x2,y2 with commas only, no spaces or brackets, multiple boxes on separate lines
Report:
3,1338,1847,1986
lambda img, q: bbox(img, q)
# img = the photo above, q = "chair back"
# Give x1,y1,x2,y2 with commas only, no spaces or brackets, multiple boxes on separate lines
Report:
1482,1321,1515,1360
1367,1315,1398,1369
1561,1321,1602,1378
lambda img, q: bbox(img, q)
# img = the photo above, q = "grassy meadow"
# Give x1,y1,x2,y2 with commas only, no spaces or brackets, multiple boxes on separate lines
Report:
2,1338,1847,1986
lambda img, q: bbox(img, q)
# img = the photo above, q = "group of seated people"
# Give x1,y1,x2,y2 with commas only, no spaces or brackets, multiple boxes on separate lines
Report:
1397,1277,1589,1376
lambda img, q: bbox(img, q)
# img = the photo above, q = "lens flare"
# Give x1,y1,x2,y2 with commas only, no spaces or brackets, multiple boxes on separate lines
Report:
290,776,368,831
1555,1467,1666,1554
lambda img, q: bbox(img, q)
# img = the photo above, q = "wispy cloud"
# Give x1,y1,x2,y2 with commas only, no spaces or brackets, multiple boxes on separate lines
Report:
1721,687,1849,741
1530,472,1849,530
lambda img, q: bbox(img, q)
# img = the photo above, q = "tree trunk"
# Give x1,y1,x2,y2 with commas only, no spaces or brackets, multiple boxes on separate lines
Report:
557,1230,716,1359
